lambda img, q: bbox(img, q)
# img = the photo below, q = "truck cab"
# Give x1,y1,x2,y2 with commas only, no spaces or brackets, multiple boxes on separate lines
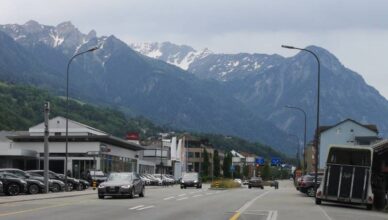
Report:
315,145,374,210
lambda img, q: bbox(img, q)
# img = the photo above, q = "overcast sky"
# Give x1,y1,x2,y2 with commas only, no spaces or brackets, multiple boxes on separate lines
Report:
1,0,388,98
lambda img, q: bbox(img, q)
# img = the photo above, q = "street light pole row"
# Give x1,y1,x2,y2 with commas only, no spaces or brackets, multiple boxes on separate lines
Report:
282,45,321,192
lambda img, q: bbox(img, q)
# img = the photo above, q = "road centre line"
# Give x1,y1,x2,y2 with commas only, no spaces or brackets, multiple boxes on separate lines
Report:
129,205,144,210
192,194,202,198
136,205,155,211
178,193,186,197
176,197,188,201
205,192,213,195
163,196,175,200
0,202,73,217
229,191,271,220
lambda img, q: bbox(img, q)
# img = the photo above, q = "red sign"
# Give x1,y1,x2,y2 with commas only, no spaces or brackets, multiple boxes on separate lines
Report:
125,132,140,140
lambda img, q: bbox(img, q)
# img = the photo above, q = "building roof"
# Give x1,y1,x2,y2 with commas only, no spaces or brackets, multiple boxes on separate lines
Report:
7,134,144,151
319,118,378,134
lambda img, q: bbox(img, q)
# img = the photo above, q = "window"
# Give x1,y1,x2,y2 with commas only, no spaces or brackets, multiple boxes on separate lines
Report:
195,152,200,158
188,152,194,158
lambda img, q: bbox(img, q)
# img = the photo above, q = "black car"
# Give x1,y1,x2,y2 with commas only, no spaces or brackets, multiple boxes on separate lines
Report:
180,172,202,189
98,172,145,199
298,175,322,197
88,170,107,186
26,171,65,192
0,172,27,196
0,180,3,194
248,177,264,189
28,170,82,191
0,172,45,194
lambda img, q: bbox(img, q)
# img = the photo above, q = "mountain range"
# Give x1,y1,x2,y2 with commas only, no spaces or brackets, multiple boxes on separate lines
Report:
1,20,388,156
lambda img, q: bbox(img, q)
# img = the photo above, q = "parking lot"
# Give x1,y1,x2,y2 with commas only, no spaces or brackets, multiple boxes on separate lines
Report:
0,181,386,220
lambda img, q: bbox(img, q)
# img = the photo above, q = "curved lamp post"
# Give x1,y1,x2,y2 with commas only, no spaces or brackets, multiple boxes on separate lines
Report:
285,105,307,173
282,45,321,193
65,46,99,190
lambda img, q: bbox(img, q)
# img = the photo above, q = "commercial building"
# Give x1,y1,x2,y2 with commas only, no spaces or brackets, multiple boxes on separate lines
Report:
0,116,151,178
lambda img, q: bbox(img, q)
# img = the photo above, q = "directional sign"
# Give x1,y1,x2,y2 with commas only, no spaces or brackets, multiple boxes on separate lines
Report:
255,157,265,165
271,157,281,166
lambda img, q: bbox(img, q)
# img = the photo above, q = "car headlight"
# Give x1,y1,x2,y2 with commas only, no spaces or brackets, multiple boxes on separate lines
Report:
121,184,132,188
20,180,27,184
98,184,106,188
181,181,184,183
74,179,80,183
194,180,198,183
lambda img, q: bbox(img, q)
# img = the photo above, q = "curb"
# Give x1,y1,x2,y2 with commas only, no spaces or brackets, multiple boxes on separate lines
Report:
0,191,96,204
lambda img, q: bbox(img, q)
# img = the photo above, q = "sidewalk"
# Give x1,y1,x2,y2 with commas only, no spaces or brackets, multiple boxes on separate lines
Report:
0,189,96,204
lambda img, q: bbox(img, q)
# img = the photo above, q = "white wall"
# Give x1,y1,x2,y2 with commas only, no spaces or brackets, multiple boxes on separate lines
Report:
319,121,377,168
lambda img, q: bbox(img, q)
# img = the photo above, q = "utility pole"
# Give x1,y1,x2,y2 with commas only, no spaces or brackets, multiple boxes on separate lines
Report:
43,102,50,193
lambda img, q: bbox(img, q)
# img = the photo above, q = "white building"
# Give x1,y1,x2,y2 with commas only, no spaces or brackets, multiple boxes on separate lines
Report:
0,116,155,178
318,119,379,168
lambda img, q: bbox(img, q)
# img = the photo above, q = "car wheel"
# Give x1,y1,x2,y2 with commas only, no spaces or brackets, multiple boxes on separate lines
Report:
28,184,40,194
66,183,74,191
77,184,83,191
129,187,135,199
248,185,252,189
6,183,21,196
261,186,264,189
315,198,322,205
180,186,184,189
307,187,315,197
51,183,61,192
139,187,145,197
98,194,104,199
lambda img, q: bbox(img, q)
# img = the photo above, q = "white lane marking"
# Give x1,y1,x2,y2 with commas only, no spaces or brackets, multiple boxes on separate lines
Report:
163,196,175,200
317,205,334,220
205,192,213,195
178,193,186,197
266,210,278,220
192,194,203,198
176,197,188,201
189,191,197,194
136,205,155,211
237,191,270,213
129,205,144,210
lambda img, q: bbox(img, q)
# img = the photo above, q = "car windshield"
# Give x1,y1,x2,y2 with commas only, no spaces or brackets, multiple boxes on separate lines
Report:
90,171,105,177
182,173,198,180
28,172,43,177
107,173,132,181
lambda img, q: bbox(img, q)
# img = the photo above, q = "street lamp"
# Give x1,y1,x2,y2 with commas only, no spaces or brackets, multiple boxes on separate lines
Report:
282,45,321,193
288,134,301,167
65,46,99,190
285,105,307,173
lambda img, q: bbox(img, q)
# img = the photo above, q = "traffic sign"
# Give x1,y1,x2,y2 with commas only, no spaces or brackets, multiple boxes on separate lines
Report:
255,157,265,165
271,157,281,166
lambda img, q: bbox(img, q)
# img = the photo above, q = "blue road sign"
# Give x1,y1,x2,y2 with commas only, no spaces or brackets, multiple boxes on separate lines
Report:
271,157,281,166
255,157,265,165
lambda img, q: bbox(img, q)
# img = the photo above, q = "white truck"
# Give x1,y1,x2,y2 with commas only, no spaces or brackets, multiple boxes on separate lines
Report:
315,145,374,210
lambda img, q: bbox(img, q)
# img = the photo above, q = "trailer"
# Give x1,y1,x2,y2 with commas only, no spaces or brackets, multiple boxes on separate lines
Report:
315,145,374,210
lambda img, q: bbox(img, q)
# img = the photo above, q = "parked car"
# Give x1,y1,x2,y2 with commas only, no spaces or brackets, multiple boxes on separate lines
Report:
26,171,65,192
88,170,107,186
270,180,279,189
242,179,249,185
0,172,45,194
0,172,27,196
0,180,3,194
139,174,151,185
248,177,264,189
28,170,81,191
98,172,145,199
180,172,202,189
150,174,163,186
143,174,159,185
298,175,322,197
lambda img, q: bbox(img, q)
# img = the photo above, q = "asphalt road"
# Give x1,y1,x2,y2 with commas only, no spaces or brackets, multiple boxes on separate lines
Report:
0,181,386,220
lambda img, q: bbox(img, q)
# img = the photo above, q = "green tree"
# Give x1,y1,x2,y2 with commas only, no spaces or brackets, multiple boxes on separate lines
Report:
261,162,271,181
243,163,249,178
222,152,232,178
202,148,210,177
213,150,220,177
